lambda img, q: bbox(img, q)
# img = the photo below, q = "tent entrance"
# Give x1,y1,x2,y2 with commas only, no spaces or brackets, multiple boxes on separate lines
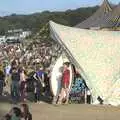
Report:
50,40,92,104
69,64,92,104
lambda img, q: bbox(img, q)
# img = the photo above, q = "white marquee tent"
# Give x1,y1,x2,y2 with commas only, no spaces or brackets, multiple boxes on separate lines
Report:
50,21,120,106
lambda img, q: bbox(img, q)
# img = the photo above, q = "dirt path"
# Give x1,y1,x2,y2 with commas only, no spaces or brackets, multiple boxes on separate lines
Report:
0,87,120,120
1,102,120,120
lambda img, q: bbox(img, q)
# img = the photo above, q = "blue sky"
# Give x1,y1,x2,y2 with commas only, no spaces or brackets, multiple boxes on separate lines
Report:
0,0,119,16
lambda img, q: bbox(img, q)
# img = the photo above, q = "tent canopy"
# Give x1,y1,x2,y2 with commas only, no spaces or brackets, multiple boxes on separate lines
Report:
100,4,120,28
50,21,120,106
76,0,113,29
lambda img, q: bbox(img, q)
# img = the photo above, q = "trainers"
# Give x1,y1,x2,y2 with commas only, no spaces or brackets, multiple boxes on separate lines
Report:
57,101,62,105
37,101,44,104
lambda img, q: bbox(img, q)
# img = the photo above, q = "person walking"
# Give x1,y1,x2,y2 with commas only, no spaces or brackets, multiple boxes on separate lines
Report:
19,67,27,102
57,62,70,105
10,67,20,104
33,65,45,103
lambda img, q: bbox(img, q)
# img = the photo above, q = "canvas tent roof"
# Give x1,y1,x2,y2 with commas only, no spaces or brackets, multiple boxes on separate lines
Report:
50,21,120,106
76,0,113,29
100,4,120,28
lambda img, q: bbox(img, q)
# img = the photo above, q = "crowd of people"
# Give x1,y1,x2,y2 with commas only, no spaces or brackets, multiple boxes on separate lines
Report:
0,40,62,103
0,40,90,119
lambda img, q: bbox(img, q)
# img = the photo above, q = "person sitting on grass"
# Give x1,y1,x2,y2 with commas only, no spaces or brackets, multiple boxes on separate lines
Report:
1,114,11,120
10,107,22,120
20,103,32,120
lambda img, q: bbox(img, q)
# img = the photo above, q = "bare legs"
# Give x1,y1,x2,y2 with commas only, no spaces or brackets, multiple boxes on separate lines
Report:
57,87,69,105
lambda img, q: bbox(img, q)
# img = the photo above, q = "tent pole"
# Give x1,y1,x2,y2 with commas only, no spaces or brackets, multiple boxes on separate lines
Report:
85,88,87,104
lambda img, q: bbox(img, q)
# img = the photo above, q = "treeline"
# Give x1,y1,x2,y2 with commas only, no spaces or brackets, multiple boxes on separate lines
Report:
0,6,99,35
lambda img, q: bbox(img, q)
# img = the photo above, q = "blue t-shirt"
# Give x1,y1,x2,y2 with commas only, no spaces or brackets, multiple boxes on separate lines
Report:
36,70,44,78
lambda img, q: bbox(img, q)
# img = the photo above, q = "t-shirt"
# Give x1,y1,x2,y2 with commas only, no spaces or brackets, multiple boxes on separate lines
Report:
5,65,11,75
11,72,20,82
36,71,44,78
87,90,91,95
36,70,45,87
11,115,21,120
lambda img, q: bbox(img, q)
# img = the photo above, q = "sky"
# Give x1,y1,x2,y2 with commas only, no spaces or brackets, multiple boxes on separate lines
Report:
0,0,119,16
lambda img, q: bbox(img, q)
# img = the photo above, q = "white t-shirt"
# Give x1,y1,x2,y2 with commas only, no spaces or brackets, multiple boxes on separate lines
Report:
5,65,11,75
87,90,91,95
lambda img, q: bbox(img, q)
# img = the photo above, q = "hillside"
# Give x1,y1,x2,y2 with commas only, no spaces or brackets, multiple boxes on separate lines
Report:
0,6,99,35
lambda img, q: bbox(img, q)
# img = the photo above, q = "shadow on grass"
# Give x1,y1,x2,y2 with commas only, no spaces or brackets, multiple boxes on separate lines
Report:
27,92,52,104
0,92,52,105
0,95,11,104
0,110,6,120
